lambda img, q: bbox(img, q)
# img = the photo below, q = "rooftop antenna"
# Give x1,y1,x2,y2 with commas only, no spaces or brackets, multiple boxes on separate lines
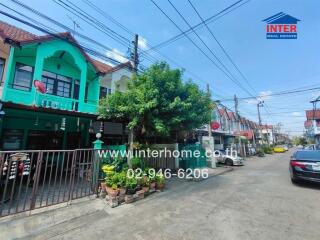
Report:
67,15,82,36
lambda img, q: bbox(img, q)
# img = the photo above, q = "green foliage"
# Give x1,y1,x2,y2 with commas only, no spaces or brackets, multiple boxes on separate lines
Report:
292,136,307,146
98,62,213,142
155,174,165,184
131,157,144,169
262,145,273,154
256,149,265,157
125,177,138,190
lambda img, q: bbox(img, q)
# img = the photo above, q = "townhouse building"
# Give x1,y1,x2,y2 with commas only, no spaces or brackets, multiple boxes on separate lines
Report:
305,109,320,144
0,21,131,150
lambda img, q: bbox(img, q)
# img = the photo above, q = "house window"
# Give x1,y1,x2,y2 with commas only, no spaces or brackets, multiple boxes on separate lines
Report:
99,86,111,99
41,71,72,98
13,63,33,91
73,80,80,99
1,129,23,150
0,58,5,86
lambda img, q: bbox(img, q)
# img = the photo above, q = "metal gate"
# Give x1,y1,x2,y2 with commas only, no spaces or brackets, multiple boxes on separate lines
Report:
0,149,98,217
179,143,207,169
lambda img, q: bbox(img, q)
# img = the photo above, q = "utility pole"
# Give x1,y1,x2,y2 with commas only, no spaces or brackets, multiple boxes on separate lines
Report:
132,34,139,73
128,34,139,166
234,95,245,157
257,101,264,146
207,84,212,138
310,96,320,144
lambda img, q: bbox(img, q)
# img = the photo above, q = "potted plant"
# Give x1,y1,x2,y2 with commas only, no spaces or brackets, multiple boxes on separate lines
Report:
118,171,127,196
156,174,165,191
108,183,119,198
142,176,150,193
100,180,106,193
149,175,156,190
105,174,119,197
125,177,137,203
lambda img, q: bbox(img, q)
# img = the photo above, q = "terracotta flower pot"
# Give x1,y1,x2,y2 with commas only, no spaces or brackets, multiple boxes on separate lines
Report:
156,182,165,191
150,182,156,189
119,187,126,196
106,187,119,197
142,186,150,193
100,182,106,193
125,194,135,204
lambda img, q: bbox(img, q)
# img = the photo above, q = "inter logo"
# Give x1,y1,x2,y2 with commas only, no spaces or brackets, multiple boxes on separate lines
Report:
263,12,300,39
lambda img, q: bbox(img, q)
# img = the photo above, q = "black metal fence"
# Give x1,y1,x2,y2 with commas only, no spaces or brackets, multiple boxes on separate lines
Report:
0,149,98,217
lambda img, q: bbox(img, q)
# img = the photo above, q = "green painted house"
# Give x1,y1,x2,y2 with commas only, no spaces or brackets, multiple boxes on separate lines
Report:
0,21,131,150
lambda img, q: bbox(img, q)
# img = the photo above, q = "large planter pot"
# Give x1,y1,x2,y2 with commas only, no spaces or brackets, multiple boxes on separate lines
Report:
136,190,145,200
126,188,136,195
100,182,107,193
106,187,119,197
142,186,150,194
150,182,156,190
125,194,135,204
156,182,165,191
119,187,126,196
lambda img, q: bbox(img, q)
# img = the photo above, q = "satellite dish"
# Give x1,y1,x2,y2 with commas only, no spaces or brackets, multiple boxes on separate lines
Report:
34,80,46,94
211,122,220,130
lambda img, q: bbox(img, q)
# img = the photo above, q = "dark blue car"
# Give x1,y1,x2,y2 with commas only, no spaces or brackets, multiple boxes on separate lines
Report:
290,150,320,184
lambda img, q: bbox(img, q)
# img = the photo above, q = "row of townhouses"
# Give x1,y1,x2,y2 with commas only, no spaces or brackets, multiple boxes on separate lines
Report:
198,105,282,151
0,21,286,152
304,109,320,144
0,21,132,150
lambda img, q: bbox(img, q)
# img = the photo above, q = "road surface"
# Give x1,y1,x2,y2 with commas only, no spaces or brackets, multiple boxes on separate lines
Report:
27,149,320,240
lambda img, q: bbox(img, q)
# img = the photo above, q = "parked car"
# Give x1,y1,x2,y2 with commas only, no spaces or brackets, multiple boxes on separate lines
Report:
283,145,289,151
273,145,286,153
216,151,244,166
290,150,320,184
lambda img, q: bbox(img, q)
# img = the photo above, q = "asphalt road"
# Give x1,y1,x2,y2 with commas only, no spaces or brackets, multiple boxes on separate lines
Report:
29,148,320,240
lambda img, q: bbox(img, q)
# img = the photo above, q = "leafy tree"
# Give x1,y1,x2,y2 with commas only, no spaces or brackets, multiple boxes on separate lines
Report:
99,62,213,143
292,136,307,146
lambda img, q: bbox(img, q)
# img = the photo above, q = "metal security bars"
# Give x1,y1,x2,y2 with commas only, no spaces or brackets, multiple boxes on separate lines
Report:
0,149,98,217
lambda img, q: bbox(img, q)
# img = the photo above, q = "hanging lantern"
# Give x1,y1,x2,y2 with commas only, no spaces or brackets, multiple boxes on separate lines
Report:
99,121,104,133
60,117,66,131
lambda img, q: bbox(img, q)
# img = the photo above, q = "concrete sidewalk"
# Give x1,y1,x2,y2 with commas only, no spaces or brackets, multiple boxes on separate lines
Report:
0,166,233,240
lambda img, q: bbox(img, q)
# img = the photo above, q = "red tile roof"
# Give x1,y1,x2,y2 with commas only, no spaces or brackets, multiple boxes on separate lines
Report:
306,110,320,120
0,21,116,74
0,20,36,42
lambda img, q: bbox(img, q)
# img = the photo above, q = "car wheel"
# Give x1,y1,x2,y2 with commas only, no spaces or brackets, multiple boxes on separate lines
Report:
291,177,299,184
225,159,233,166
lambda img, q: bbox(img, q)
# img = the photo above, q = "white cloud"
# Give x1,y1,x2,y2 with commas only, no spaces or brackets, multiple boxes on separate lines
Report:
138,36,148,50
292,112,302,117
245,90,273,105
106,48,128,64
258,90,272,101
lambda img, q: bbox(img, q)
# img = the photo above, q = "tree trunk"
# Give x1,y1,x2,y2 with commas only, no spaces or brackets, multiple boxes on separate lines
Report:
128,128,134,168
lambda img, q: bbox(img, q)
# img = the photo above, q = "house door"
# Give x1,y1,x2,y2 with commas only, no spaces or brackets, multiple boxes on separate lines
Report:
66,132,82,149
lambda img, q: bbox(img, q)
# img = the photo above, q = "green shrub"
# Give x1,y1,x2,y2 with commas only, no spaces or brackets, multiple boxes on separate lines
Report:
131,157,144,169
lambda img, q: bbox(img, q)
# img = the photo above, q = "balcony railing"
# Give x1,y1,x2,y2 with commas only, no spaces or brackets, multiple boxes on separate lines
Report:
37,94,79,111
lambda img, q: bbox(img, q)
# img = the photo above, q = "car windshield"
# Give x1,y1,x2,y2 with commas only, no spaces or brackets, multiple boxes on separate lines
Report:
295,151,320,161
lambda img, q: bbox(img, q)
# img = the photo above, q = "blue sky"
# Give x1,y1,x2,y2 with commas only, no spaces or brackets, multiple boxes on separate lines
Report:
2,0,320,136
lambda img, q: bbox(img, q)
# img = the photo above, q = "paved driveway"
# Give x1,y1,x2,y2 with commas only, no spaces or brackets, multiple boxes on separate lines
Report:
28,149,320,240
